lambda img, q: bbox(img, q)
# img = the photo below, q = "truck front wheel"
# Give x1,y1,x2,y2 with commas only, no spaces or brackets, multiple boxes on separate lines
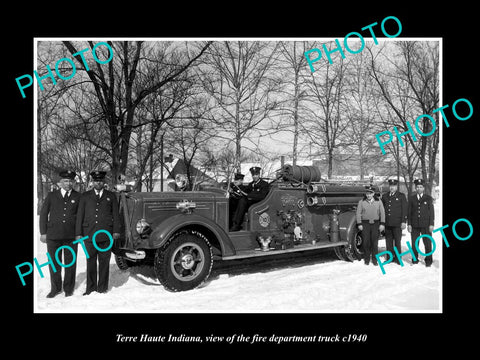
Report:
154,233,213,292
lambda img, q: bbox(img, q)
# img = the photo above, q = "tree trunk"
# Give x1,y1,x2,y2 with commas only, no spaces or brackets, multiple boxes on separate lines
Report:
292,68,300,166
358,141,364,180
327,148,333,179
37,106,44,213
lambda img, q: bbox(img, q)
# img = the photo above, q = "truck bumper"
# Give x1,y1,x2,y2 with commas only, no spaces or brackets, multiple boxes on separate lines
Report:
113,246,146,260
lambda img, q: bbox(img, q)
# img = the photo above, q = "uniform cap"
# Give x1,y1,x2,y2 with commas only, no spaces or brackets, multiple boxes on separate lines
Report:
249,167,261,175
90,170,107,181
234,173,245,180
414,179,425,186
365,185,375,193
59,170,76,180
388,179,398,185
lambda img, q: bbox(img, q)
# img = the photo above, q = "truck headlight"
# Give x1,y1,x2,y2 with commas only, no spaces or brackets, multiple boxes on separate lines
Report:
136,219,150,235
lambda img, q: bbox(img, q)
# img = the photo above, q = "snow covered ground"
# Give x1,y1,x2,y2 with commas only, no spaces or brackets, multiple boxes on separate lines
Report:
33,201,442,313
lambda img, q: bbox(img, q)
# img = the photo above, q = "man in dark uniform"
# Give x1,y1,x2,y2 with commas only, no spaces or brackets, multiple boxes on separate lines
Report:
228,173,248,228
39,170,81,298
407,179,435,267
381,179,408,264
230,167,269,231
75,171,121,295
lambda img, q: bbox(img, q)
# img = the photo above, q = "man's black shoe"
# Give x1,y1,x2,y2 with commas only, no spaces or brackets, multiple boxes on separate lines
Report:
46,290,62,298
65,291,74,297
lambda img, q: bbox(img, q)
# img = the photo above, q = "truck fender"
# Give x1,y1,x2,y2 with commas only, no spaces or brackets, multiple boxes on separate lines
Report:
149,213,236,256
338,210,357,243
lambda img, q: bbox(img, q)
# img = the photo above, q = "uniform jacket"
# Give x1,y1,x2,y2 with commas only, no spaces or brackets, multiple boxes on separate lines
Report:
408,193,434,228
75,189,121,238
245,179,269,202
39,189,81,240
381,191,408,227
356,197,385,225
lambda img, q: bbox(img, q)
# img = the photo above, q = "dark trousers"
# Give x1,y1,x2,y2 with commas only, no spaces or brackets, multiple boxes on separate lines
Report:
232,197,259,228
229,197,240,228
46,239,78,294
361,220,379,264
385,226,403,263
85,240,112,293
411,227,433,265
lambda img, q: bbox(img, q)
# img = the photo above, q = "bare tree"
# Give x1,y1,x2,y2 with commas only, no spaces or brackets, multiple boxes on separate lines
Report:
276,41,312,165
368,41,440,194
61,40,212,185
374,96,420,196
341,51,381,179
36,42,104,200
130,67,200,191
303,43,349,179
198,41,281,172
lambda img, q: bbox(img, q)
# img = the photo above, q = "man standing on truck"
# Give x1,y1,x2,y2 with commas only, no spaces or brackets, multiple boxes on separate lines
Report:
381,179,407,265
230,167,269,231
75,171,121,295
356,185,385,266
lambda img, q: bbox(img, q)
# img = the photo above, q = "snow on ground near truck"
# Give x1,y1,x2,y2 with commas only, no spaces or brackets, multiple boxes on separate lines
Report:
34,202,442,313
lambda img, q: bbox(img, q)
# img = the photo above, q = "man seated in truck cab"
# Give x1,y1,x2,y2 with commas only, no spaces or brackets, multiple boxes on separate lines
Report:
228,172,248,228
230,167,270,231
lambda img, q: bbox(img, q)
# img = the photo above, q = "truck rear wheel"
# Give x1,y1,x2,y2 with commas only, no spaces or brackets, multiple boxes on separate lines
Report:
154,233,213,292
333,246,348,261
344,229,364,261
334,228,364,262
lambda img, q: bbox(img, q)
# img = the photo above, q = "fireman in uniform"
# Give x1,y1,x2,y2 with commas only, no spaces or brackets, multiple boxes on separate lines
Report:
39,170,81,298
230,167,269,231
407,179,435,267
228,172,248,228
356,185,385,265
381,179,407,264
75,171,121,295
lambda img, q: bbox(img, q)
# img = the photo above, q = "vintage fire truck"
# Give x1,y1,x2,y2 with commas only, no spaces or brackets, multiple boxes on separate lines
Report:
113,165,382,292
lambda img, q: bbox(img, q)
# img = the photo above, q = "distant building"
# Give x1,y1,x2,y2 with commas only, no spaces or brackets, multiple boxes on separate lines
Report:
143,157,220,192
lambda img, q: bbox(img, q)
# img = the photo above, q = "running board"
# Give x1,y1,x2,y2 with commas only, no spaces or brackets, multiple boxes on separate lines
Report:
221,241,348,260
